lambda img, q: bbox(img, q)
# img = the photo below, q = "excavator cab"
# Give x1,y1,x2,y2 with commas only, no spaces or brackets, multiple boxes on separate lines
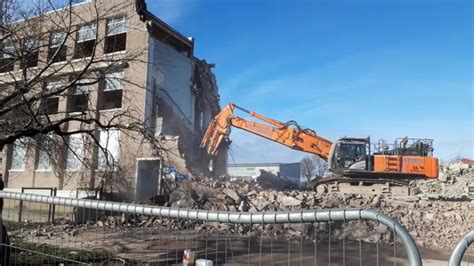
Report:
329,138,370,173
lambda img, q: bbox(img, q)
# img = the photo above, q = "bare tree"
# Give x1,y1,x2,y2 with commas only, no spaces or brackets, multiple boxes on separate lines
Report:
0,0,171,195
301,155,328,182
301,156,316,183
1,0,135,144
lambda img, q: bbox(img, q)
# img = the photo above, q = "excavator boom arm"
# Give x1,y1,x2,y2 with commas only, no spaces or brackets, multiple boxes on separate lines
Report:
200,103,333,160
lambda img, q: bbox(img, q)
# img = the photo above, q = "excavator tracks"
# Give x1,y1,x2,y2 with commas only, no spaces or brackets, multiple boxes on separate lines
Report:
313,176,413,196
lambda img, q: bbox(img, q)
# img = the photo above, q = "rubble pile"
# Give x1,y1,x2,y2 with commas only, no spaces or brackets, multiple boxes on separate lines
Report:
11,188,472,250
254,170,299,191
414,162,474,200
166,172,297,210
8,162,473,251
161,174,473,249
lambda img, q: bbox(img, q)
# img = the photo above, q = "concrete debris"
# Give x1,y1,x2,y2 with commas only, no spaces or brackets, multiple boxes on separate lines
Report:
11,188,472,251
255,170,298,191
222,188,241,202
7,162,473,252
413,161,474,200
277,196,302,207
154,171,473,250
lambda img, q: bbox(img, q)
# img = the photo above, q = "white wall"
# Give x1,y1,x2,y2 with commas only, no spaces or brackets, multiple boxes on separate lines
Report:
227,165,280,179
228,163,302,184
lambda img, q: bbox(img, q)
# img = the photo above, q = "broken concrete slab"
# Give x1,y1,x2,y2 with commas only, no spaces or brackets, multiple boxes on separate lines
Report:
222,188,240,202
277,196,302,207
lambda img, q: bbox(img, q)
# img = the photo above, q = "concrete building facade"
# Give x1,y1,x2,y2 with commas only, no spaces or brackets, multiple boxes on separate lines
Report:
0,0,225,201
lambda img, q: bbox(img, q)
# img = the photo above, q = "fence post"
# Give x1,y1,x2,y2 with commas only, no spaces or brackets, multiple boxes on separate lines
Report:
0,177,11,264
47,187,56,223
0,178,3,262
51,188,57,224
0,177,3,218
17,187,24,223
448,230,474,266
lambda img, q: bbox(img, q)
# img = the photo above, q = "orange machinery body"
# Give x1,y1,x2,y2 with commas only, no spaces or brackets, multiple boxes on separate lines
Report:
201,103,333,160
373,155,438,179
201,103,439,180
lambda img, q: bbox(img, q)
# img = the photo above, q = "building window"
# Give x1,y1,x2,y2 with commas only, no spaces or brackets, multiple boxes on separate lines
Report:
41,81,61,114
69,79,91,112
21,38,39,69
10,139,27,171
36,134,54,171
105,16,127,54
100,71,123,110
49,31,67,62
66,133,84,171
97,129,119,171
74,23,96,58
0,43,15,73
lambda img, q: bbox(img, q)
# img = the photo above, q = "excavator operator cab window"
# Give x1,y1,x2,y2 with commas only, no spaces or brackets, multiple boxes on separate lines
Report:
336,143,367,170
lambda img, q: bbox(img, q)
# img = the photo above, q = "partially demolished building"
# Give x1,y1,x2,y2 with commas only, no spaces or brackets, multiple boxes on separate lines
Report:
0,0,226,201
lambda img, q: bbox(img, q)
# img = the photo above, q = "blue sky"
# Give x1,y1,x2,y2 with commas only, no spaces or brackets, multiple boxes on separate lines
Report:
151,0,473,163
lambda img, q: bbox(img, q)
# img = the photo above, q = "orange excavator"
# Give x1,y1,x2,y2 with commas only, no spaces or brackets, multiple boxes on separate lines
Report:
200,103,439,195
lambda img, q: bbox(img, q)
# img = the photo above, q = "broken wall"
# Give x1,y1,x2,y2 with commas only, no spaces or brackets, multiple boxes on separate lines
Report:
147,37,195,132
145,36,226,176
192,59,228,176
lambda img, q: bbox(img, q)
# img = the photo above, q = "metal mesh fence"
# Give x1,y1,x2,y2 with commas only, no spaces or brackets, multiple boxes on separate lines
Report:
0,191,424,265
449,229,474,266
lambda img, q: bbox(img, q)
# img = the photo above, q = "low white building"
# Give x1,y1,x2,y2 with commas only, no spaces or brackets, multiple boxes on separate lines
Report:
227,163,301,184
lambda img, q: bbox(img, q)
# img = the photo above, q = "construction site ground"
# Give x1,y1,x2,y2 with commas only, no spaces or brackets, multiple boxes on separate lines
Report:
5,222,473,265
3,162,473,264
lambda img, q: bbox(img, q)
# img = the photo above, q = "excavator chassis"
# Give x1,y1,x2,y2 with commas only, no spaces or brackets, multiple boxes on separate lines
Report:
313,176,412,196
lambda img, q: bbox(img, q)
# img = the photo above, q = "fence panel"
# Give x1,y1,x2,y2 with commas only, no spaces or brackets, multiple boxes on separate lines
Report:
0,191,422,265
449,229,474,266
